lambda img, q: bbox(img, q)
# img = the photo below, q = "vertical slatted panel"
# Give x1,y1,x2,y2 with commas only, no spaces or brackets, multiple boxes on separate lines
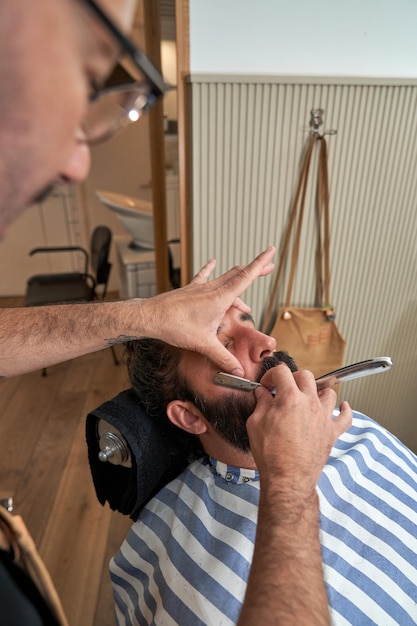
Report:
190,75,417,451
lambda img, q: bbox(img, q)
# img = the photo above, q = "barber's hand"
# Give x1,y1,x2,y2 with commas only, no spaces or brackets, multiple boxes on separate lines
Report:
141,247,275,375
246,363,352,496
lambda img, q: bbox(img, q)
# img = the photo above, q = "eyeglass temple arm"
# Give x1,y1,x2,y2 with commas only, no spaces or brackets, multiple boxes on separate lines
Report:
84,0,167,97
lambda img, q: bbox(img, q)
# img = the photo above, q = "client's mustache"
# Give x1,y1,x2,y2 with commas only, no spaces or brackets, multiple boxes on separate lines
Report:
256,351,298,382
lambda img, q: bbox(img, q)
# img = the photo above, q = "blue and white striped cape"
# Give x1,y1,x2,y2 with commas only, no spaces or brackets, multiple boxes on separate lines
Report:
110,411,417,625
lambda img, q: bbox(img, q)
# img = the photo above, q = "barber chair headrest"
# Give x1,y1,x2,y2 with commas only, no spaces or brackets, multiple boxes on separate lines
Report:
86,388,201,521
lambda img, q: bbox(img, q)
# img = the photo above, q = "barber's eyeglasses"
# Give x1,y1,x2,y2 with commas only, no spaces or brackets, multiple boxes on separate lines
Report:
82,0,168,144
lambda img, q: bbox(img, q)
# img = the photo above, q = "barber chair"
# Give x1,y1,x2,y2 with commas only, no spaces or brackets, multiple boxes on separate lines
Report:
86,389,202,520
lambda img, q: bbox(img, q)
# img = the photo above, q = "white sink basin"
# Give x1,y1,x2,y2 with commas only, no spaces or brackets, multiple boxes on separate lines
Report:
96,190,154,249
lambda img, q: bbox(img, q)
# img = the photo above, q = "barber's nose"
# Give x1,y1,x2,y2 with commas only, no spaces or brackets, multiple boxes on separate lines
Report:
58,141,91,184
248,328,276,362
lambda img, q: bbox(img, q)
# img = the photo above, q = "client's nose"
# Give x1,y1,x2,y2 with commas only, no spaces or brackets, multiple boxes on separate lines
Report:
249,329,276,362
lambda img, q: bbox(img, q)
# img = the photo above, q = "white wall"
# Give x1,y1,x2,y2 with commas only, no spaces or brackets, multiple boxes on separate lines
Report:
190,0,417,78
187,2,417,449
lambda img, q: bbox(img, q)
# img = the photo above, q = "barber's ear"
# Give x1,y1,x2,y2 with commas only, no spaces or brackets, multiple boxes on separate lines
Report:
166,400,207,435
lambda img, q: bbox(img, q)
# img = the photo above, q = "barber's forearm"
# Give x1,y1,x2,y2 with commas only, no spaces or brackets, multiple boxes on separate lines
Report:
0,247,277,378
0,300,142,378
238,486,329,626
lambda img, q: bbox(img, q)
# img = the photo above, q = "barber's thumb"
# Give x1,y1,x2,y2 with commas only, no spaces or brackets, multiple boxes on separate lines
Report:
254,386,270,402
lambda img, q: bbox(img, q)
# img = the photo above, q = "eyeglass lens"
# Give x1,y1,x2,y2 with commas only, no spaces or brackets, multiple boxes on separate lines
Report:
84,84,154,144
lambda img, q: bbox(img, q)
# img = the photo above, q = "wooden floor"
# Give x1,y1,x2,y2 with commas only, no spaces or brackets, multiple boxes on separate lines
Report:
0,297,133,626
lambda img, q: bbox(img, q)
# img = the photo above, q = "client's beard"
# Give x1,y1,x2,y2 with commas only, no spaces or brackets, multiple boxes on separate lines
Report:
191,351,298,453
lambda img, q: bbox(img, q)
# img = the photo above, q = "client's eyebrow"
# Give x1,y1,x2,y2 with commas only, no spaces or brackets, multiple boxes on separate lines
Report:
240,312,255,325
216,312,256,336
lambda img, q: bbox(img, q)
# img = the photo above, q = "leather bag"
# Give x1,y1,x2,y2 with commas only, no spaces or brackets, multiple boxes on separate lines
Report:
262,134,346,378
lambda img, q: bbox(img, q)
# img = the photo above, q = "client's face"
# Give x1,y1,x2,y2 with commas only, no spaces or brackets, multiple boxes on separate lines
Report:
177,307,297,452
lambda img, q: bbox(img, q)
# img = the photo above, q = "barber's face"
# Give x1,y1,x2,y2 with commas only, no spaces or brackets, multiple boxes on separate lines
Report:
177,307,298,451
0,0,136,236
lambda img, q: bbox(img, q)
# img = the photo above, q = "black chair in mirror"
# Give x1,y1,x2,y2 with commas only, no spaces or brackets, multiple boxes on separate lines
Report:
25,225,119,375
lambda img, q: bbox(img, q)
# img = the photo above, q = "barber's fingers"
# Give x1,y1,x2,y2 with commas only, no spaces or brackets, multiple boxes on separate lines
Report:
259,363,318,400
209,247,275,292
158,248,275,375
258,364,352,441
231,298,252,314
332,400,353,438
191,247,275,298
190,258,217,284
276,370,350,437
261,365,338,404
252,385,277,413
292,369,321,393
199,337,246,375
315,385,338,412
188,265,251,313
259,361,298,389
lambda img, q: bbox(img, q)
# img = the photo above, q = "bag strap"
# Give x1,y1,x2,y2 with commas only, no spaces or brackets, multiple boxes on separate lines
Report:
262,135,318,332
317,136,330,306
0,506,69,626
262,134,331,332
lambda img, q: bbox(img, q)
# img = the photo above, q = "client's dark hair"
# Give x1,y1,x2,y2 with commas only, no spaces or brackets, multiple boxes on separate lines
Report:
126,338,204,461
126,338,183,421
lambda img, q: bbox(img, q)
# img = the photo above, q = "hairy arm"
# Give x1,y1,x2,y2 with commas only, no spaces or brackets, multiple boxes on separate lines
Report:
238,364,352,625
0,299,139,378
240,485,326,625
0,247,275,378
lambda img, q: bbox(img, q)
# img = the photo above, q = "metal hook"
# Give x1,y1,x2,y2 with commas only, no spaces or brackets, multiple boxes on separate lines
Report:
309,108,337,137
310,108,324,134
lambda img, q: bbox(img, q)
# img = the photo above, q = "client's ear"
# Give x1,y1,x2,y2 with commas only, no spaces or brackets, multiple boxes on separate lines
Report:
166,400,207,435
